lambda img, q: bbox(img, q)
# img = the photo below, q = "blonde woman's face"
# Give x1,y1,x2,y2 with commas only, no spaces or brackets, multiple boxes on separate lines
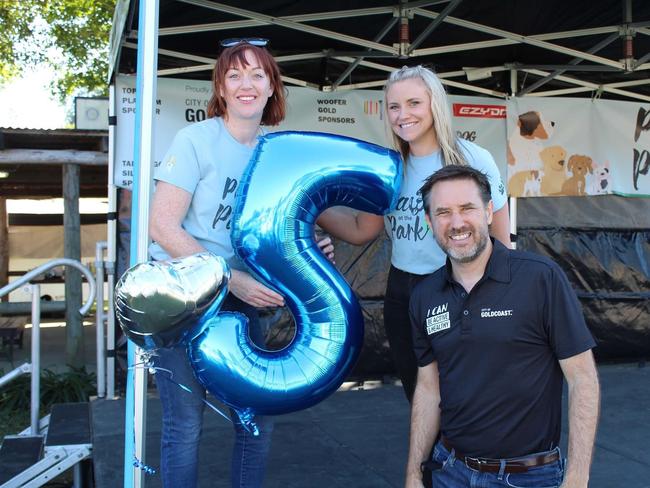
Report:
386,77,436,154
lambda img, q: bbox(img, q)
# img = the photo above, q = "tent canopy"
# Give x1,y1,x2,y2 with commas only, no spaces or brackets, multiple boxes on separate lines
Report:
110,0,650,101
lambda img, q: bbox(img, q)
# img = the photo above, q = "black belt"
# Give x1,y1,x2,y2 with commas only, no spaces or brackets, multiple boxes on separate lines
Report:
441,437,560,474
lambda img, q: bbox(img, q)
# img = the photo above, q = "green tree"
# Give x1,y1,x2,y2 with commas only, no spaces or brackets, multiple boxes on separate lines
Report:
0,0,116,102
0,1,37,81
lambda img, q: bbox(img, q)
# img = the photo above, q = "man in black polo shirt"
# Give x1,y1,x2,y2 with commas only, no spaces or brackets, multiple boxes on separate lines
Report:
405,165,600,488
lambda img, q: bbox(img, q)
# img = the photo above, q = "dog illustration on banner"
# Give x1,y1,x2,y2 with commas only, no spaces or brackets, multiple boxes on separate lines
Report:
507,110,555,172
589,160,611,194
507,110,606,197
560,155,593,196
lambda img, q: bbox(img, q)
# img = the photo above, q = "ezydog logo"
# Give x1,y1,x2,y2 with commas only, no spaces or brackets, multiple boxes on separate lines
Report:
453,103,506,119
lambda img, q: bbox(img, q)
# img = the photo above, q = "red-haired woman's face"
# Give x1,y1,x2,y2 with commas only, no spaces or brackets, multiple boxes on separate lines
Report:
220,49,273,123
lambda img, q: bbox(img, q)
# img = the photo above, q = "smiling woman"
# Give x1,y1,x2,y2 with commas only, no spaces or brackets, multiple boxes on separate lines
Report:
318,65,512,408
145,40,288,488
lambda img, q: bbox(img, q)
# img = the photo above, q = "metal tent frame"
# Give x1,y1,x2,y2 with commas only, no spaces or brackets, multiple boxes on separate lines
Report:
110,0,650,101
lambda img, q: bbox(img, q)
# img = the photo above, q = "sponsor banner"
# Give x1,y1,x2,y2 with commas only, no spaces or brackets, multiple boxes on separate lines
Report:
274,86,386,143
114,76,386,189
506,97,650,197
449,95,507,179
115,76,211,188
453,103,506,119
113,76,504,190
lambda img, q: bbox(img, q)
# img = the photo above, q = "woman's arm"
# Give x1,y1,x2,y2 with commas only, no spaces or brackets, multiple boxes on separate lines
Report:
149,181,285,307
317,207,384,245
149,181,204,257
490,202,512,248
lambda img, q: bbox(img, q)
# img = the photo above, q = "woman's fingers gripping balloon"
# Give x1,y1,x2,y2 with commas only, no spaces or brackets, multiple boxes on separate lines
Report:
189,131,402,428
229,269,285,308
316,235,335,263
115,252,230,350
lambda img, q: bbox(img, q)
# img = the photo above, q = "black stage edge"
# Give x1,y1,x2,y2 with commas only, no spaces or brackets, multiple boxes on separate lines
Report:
92,364,650,488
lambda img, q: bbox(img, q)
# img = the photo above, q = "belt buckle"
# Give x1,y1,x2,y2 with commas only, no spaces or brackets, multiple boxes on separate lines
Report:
465,456,484,471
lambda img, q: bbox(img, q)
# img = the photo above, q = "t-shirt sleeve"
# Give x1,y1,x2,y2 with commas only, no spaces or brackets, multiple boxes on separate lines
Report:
465,142,507,212
153,128,201,194
545,264,597,359
410,290,435,367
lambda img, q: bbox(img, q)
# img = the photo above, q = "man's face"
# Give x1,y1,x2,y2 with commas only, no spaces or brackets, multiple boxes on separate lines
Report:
424,178,493,264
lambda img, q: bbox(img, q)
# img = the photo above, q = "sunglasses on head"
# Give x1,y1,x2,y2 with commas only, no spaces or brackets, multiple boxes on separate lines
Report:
220,37,269,48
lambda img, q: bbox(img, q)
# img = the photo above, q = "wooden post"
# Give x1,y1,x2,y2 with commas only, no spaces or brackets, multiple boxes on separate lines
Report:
0,197,8,302
63,164,83,367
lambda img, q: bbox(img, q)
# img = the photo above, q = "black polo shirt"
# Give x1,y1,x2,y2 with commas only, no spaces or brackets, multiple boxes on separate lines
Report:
410,239,596,459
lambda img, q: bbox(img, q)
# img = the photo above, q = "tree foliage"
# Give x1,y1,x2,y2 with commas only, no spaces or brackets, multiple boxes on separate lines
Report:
0,1,37,81
0,0,116,101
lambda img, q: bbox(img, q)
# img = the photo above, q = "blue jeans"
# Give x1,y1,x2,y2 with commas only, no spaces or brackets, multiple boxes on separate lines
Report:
430,441,565,488
155,295,273,488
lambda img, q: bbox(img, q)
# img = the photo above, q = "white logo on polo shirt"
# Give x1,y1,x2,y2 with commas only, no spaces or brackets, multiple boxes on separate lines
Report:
480,308,513,318
426,303,450,335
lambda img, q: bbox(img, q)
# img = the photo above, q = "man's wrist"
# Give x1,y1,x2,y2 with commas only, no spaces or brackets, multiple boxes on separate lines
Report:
561,468,589,488
406,464,423,482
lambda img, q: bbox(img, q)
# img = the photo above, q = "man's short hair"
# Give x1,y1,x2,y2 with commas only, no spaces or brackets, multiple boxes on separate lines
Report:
419,164,492,214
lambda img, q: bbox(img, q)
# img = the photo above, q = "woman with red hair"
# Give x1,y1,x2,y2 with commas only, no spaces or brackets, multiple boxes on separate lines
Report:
149,39,332,488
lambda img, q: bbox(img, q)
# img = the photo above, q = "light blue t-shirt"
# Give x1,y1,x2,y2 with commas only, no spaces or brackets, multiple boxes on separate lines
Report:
149,117,258,270
385,140,507,275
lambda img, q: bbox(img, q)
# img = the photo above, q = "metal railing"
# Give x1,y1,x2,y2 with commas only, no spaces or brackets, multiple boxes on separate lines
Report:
0,258,95,435
95,241,117,399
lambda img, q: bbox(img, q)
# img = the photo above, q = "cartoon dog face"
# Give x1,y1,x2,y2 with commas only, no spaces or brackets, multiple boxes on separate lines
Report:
508,111,557,172
539,145,568,196
559,155,594,196
517,111,555,140
567,155,593,176
540,145,566,172
590,160,610,194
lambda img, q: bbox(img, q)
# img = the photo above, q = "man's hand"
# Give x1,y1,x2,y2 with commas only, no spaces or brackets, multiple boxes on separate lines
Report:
405,472,426,488
559,472,588,488
229,269,285,308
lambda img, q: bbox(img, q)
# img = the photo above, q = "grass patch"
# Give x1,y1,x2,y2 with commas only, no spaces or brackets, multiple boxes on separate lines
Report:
0,366,96,438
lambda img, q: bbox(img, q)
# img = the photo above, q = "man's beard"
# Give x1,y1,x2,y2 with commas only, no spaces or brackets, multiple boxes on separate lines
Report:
436,226,489,264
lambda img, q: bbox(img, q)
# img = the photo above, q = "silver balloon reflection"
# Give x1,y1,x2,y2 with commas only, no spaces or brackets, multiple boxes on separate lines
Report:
189,132,402,425
115,252,230,350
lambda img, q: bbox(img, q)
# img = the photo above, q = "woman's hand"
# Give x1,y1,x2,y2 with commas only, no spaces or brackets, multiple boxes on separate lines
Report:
317,235,335,263
229,269,285,308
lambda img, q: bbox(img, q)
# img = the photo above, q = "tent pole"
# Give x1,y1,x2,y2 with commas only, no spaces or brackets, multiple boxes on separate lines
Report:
124,1,159,487
509,69,517,249
107,83,117,399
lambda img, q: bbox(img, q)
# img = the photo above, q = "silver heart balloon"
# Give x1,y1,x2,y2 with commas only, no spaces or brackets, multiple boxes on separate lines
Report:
115,252,230,350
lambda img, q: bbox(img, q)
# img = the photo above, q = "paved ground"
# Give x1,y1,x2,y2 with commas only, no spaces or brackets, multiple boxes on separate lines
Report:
3,323,649,487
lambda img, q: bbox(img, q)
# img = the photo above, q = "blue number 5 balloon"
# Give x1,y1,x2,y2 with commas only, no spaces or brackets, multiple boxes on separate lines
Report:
189,132,402,428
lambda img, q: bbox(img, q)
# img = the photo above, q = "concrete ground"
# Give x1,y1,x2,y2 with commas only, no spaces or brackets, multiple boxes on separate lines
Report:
2,323,650,487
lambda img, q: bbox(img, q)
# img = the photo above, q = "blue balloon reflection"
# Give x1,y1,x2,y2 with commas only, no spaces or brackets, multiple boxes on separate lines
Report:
189,132,402,426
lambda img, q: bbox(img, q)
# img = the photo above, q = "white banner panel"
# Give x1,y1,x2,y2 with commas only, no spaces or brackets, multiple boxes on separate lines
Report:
449,95,507,179
276,87,386,144
506,97,650,197
114,75,506,190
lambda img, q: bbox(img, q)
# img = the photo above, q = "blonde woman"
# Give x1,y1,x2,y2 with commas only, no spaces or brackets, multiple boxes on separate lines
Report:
319,65,511,402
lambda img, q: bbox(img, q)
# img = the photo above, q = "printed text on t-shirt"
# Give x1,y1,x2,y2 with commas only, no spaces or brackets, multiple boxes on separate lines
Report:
212,176,238,230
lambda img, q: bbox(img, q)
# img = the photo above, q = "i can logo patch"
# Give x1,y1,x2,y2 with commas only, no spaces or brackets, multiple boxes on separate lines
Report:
426,303,450,335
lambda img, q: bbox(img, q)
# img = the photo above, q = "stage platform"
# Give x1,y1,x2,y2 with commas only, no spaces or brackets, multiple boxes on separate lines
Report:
92,363,650,488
